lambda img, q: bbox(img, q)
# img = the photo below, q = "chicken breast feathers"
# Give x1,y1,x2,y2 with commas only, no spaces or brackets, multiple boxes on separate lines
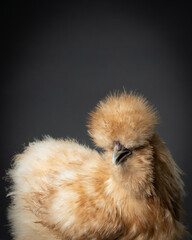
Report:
7,92,187,240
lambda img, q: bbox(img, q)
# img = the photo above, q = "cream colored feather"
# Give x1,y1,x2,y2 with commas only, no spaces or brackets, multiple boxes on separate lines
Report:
7,92,187,240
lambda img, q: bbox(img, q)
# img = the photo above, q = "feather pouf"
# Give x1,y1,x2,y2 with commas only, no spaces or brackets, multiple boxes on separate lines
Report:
7,92,188,240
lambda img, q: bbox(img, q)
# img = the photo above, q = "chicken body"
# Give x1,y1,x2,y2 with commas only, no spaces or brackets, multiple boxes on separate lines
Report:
8,93,187,240
9,138,121,239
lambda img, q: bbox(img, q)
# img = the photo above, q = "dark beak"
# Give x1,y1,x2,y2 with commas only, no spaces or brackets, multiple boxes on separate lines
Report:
112,145,132,166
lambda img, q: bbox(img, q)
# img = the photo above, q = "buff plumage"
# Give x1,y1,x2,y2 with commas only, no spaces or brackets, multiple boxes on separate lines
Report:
7,92,187,239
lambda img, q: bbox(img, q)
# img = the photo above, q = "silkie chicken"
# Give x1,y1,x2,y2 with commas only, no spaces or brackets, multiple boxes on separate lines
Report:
7,92,187,240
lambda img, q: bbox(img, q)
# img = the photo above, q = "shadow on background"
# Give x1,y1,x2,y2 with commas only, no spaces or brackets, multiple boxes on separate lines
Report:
1,1,192,239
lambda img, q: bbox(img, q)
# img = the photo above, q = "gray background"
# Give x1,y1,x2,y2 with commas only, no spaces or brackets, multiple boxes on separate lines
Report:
1,1,192,239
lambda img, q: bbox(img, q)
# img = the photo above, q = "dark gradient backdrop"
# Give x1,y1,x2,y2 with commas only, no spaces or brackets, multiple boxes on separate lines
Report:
1,1,192,239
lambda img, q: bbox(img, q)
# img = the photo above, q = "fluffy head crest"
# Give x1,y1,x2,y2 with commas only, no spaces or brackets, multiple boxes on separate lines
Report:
88,92,159,150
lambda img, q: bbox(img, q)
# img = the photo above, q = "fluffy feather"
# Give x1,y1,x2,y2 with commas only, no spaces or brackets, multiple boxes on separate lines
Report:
88,92,159,150
7,92,187,240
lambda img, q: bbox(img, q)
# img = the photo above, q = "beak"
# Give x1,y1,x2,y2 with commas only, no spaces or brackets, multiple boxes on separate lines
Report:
112,144,131,166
